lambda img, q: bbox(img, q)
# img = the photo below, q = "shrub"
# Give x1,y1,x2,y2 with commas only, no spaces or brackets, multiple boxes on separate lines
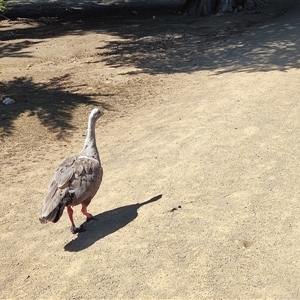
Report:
0,0,9,13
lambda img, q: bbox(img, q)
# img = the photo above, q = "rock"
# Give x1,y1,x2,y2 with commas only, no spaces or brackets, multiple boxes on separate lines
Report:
131,10,138,15
2,97,15,105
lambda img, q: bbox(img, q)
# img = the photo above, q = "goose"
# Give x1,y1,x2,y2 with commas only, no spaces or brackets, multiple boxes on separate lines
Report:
39,108,103,234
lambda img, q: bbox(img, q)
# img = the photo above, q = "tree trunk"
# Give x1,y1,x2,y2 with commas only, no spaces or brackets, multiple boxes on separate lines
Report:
183,0,213,16
216,0,235,13
183,0,268,16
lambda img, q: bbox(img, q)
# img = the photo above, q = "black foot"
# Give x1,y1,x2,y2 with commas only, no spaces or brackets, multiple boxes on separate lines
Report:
70,224,86,234
86,215,98,222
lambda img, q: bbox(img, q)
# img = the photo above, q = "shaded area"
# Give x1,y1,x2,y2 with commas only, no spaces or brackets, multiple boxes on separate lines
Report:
0,75,113,136
64,194,162,252
208,19,300,74
0,40,41,58
2,0,299,74
94,6,300,74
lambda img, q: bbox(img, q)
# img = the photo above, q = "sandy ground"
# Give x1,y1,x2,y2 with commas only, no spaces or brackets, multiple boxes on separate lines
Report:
1,0,300,298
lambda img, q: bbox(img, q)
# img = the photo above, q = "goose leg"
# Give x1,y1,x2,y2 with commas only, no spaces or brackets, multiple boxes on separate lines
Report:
81,205,98,222
67,206,85,234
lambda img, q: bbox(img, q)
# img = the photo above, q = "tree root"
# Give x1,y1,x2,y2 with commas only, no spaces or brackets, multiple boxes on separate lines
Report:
0,13,10,20
182,0,268,16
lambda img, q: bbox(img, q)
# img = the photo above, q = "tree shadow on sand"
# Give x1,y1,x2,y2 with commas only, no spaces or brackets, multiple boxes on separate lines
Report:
0,75,113,137
3,0,300,75
64,194,162,252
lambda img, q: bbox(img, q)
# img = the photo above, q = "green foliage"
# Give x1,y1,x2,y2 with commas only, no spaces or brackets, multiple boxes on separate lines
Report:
0,0,9,13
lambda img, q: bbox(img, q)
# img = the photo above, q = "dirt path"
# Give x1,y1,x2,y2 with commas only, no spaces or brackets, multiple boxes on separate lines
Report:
1,0,300,298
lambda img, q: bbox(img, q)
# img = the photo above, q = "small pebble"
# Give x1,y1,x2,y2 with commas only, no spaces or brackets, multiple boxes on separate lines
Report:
2,97,15,105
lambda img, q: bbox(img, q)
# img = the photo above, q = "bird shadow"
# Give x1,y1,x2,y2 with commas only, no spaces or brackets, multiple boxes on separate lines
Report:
64,194,162,252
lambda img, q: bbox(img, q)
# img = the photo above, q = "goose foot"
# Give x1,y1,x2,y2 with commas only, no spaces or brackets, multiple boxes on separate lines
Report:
86,215,98,222
70,224,85,234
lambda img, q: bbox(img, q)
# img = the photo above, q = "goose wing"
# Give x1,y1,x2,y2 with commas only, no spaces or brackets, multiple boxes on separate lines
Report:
40,156,102,223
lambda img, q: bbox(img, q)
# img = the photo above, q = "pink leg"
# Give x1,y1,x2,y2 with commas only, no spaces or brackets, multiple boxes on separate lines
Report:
67,205,85,234
67,206,76,227
81,205,93,219
81,205,98,222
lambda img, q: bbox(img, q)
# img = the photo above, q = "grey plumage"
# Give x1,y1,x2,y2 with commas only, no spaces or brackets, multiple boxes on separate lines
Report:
39,108,103,233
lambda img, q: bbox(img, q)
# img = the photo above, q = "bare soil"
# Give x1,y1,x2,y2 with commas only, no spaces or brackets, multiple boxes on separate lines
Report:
1,0,300,298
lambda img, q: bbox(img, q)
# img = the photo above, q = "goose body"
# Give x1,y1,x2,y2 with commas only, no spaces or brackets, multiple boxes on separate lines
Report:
39,108,103,233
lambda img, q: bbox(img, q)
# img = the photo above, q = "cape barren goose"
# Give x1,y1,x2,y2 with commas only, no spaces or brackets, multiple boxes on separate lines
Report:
39,108,103,234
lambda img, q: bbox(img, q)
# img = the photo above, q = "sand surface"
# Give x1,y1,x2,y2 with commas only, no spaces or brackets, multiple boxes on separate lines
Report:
1,0,300,298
